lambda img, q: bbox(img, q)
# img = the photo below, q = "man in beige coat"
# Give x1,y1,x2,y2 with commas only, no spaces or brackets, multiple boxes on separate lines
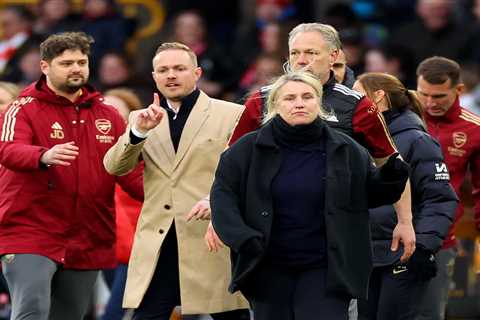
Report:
103,42,249,319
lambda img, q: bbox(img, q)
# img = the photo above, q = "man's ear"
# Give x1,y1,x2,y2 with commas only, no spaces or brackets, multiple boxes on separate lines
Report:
456,83,465,96
195,67,202,80
40,60,49,75
373,89,385,104
329,49,339,67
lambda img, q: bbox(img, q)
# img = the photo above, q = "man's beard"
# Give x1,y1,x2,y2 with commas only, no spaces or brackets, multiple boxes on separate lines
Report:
59,77,87,93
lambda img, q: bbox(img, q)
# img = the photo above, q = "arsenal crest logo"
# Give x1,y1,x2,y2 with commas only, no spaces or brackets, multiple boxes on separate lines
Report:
452,132,467,148
95,119,112,134
367,104,377,113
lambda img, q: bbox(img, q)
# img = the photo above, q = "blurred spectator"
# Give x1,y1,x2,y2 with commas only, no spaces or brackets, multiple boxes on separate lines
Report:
0,81,20,113
97,51,130,90
391,0,474,65
256,0,297,27
33,0,82,36
364,44,416,88
459,0,480,64
323,2,361,32
17,46,41,87
233,0,298,95
0,5,43,82
259,22,289,57
237,53,283,101
169,10,235,98
95,51,152,105
79,0,136,77
339,28,365,76
460,63,480,114
163,0,241,44
236,22,289,93
332,49,355,88
348,0,418,32
101,88,143,320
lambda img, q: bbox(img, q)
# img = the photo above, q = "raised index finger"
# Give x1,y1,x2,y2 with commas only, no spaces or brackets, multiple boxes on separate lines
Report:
153,93,160,106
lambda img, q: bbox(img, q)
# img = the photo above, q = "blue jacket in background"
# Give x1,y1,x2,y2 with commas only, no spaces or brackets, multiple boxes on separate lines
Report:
370,109,458,267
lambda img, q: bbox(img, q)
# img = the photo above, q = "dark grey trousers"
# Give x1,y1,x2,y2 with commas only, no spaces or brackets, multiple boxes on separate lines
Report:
1,254,98,320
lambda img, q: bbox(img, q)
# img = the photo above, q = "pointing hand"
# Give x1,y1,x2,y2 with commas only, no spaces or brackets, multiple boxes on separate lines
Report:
135,93,164,134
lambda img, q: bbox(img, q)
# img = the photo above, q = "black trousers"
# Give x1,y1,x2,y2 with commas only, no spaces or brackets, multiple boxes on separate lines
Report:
241,263,349,320
357,265,428,320
133,224,250,320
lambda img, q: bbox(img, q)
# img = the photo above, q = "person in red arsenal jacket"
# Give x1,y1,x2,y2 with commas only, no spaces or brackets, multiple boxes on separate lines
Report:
0,32,143,320
416,56,480,320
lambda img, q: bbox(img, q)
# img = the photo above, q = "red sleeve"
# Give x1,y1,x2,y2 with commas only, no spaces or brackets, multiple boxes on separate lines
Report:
0,102,48,171
352,96,397,158
229,90,264,145
470,146,480,228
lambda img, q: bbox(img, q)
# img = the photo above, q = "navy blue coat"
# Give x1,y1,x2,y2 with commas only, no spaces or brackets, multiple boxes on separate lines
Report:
211,118,409,299
370,109,458,267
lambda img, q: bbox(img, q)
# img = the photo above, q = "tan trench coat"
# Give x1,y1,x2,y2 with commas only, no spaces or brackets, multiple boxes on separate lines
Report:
103,91,248,314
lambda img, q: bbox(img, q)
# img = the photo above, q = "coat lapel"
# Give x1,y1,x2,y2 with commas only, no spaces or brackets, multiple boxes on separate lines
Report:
146,114,175,174
173,91,210,170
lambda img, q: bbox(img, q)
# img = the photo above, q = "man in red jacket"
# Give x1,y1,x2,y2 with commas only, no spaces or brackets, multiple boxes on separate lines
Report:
415,56,480,320
0,32,143,320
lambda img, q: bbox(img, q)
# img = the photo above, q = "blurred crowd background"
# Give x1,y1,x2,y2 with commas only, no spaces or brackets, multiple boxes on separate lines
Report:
2,0,480,112
2,1,480,319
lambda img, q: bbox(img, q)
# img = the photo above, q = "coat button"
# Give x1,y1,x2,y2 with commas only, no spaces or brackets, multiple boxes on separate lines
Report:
164,204,171,210
261,211,269,217
159,229,164,234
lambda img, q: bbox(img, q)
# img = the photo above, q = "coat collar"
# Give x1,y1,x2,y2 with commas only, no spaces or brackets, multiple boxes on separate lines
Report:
173,91,211,169
383,108,426,135
255,117,349,151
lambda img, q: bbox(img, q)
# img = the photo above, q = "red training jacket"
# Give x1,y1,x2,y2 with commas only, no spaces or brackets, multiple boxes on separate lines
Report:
424,98,480,249
0,76,143,269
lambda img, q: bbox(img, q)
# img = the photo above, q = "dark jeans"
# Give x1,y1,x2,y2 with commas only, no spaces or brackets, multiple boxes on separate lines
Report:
358,264,428,320
102,264,128,320
242,263,349,320
133,225,250,320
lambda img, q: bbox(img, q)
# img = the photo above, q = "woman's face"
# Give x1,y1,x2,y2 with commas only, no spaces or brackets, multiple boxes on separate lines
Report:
0,87,15,113
275,80,320,126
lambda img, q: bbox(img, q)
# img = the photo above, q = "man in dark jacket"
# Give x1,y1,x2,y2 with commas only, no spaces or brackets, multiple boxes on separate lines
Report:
332,49,355,88
0,32,143,320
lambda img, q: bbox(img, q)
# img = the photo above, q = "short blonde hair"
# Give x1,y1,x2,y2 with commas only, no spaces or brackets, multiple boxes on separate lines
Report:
263,71,328,123
154,42,198,67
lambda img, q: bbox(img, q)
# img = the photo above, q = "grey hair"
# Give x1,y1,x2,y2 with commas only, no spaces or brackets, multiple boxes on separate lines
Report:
263,71,329,124
288,23,342,52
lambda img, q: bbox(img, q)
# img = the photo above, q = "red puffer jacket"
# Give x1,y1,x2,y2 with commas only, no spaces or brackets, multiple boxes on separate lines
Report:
0,76,143,269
